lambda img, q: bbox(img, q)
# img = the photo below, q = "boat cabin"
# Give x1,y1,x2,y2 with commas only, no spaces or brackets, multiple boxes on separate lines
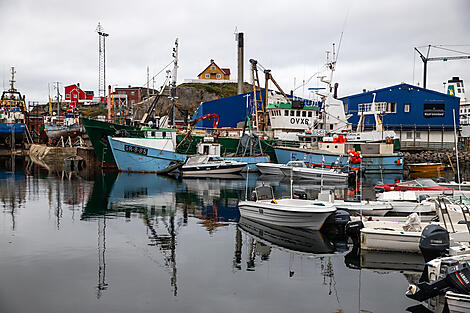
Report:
196,141,221,157
251,186,274,201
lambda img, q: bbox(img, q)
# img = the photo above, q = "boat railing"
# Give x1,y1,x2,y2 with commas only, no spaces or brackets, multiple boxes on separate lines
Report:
0,99,26,111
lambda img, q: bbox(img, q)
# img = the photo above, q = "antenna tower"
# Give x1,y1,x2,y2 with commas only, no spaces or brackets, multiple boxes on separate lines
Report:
96,23,109,98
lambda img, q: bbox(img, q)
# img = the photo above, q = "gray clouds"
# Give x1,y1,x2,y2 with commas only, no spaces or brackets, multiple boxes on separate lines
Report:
1,0,469,102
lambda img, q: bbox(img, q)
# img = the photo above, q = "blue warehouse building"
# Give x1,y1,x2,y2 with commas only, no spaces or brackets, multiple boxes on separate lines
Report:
341,83,460,150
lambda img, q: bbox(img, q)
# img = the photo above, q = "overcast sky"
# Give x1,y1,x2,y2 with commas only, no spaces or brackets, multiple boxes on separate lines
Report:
1,0,469,104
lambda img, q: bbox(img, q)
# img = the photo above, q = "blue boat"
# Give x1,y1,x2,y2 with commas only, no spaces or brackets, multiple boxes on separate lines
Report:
0,68,26,146
108,128,187,173
274,146,403,173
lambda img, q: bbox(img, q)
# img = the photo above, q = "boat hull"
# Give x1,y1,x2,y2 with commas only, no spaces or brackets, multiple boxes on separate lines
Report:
238,199,335,230
222,155,270,172
274,146,403,173
360,228,421,253
257,163,283,175
0,122,25,145
446,291,470,313
108,137,187,173
182,163,247,176
81,117,141,167
292,167,349,182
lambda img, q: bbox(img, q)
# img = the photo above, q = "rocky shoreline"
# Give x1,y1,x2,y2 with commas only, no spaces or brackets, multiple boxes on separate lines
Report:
403,150,470,169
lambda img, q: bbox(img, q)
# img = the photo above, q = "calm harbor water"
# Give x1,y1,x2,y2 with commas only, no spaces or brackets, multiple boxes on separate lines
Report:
0,157,439,313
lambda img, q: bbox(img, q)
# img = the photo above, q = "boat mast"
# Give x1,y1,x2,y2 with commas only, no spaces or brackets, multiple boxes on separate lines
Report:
169,38,179,126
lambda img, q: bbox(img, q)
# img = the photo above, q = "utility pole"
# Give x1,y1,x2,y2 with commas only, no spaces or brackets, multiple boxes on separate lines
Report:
415,45,470,89
147,66,150,98
55,82,60,116
96,22,109,99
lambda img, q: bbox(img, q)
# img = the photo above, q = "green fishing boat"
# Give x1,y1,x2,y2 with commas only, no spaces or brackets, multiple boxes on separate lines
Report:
81,117,142,167
82,116,299,167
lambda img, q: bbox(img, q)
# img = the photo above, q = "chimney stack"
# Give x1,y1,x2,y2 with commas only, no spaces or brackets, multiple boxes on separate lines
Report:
237,32,244,95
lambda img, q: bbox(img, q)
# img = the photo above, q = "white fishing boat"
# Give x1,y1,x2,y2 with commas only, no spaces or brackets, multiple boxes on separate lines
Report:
256,162,284,175
182,155,247,176
238,186,336,230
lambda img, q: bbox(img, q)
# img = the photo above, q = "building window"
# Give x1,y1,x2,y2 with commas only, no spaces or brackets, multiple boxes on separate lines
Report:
284,110,289,116
404,103,410,113
216,74,221,79
290,110,294,116
211,66,215,70
66,95,70,99
308,111,312,117
458,88,462,93
415,132,421,139
406,132,413,139
131,91,135,95
296,111,300,117
302,111,306,117
73,94,77,99
205,74,210,78
389,102,396,113
457,82,461,87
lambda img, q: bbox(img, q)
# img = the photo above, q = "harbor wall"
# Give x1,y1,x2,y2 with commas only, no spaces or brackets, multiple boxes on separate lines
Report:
403,150,470,168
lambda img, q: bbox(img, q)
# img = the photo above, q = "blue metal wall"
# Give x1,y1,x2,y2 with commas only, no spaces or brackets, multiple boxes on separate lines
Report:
340,83,460,131
192,92,258,129
192,91,318,129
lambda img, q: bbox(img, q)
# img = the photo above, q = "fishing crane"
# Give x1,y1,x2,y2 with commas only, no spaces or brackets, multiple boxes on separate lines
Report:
415,45,470,89
249,59,291,131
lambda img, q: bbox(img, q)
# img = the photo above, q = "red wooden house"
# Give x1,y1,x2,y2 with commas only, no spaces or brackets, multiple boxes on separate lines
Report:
64,83,94,106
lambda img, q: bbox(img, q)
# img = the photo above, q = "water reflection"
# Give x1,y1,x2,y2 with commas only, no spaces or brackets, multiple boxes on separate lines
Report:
1,162,427,313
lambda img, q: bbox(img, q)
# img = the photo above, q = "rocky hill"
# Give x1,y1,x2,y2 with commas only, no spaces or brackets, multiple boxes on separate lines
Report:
132,82,253,121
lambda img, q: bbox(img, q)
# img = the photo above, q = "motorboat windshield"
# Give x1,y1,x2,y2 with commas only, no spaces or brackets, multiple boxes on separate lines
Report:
255,186,274,200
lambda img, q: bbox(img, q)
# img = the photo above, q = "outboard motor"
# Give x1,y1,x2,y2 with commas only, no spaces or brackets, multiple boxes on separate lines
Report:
345,220,364,246
334,210,351,234
406,262,470,301
419,224,450,263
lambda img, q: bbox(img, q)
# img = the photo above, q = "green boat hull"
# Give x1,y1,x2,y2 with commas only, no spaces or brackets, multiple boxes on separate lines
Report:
81,117,141,167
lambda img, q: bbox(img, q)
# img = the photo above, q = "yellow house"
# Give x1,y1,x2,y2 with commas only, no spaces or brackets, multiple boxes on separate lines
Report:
197,59,231,80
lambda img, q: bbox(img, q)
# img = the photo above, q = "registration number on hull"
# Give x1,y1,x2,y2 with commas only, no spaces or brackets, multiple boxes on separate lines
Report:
124,144,148,156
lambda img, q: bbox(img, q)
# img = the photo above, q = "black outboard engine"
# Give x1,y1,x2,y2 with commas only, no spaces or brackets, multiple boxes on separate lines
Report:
334,210,351,234
419,224,450,263
345,220,364,246
406,262,470,301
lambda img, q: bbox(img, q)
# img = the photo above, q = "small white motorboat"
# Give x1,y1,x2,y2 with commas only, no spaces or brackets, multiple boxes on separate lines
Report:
279,160,309,176
317,190,393,216
182,155,247,176
377,191,436,216
256,162,284,175
438,180,470,191
291,166,349,183
238,186,336,230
